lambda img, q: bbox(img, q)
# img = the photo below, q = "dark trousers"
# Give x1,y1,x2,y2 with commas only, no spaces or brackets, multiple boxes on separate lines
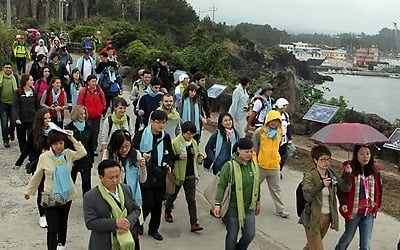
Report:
0,102,15,143
16,121,33,153
16,57,27,73
44,201,72,250
103,93,118,115
37,177,45,216
142,187,165,233
279,143,288,171
71,164,92,195
165,178,198,224
88,117,100,152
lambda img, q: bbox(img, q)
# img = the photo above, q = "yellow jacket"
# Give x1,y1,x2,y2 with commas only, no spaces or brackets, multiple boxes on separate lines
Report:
252,110,282,170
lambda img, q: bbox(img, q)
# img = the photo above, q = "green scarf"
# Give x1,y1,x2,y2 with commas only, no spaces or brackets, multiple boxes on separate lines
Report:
157,105,180,121
98,182,134,250
232,154,260,229
0,71,18,91
172,134,199,185
111,112,127,129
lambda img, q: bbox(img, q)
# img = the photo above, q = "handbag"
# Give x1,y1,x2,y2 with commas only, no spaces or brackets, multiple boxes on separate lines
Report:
204,161,233,218
40,192,68,208
25,159,38,174
165,171,176,195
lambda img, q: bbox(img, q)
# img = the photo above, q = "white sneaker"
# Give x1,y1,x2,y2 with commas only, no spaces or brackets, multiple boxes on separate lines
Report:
39,216,47,228
275,211,290,218
56,244,65,250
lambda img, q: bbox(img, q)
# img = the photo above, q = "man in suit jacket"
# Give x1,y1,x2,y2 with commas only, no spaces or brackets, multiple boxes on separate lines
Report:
83,160,141,250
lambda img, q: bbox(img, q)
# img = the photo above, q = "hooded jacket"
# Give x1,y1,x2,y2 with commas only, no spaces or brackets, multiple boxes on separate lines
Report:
252,110,282,170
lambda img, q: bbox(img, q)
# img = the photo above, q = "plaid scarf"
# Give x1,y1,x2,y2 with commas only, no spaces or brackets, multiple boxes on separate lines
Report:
351,174,375,219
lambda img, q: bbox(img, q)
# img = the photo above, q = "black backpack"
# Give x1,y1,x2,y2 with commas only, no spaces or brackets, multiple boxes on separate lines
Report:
296,181,306,217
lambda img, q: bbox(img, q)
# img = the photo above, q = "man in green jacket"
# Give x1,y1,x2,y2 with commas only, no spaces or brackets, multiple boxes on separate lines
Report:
0,62,18,147
13,36,31,75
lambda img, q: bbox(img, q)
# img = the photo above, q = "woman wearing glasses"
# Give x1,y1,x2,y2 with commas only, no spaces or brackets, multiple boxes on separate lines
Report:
299,145,352,250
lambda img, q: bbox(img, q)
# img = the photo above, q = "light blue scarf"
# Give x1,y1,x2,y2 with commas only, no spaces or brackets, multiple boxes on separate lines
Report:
70,82,83,107
43,126,51,136
182,98,200,134
51,153,72,200
123,156,142,206
267,127,278,139
212,130,238,172
260,95,273,113
52,88,62,121
73,120,85,132
145,87,158,98
140,125,165,167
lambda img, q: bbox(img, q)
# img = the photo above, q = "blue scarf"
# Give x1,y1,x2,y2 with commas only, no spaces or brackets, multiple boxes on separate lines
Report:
267,127,278,139
52,88,62,121
73,120,85,132
211,129,238,172
145,87,158,98
140,125,165,167
123,156,142,206
109,69,116,83
70,82,83,107
260,95,273,113
182,98,200,134
51,153,72,200
43,126,51,136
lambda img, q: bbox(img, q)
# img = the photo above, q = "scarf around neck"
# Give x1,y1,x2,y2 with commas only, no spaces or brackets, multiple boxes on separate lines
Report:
231,154,259,229
73,120,85,132
140,125,165,167
111,112,127,129
145,87,158,98
351,174,375,219
267,127,278,139
172,134,199,185
52,88,62,121
51,153,72,200
213,130,238,172
0,71,18,91
98,182,134,250
182,98,200,134
123,155,142,206
158,105,180,121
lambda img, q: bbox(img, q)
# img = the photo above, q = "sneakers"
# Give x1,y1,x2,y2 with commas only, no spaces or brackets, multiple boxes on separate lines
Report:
164,213,173,223
4,141,10,148
12,165,20,170
148,231,163,240
10,133,15,141
56,244,65,250
39,216,48,228
138,225,143,235
275,211,290,218
190,223,203,232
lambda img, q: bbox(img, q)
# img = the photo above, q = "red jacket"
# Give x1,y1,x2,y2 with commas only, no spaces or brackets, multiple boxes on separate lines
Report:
77,86,106,119
337,160,383,221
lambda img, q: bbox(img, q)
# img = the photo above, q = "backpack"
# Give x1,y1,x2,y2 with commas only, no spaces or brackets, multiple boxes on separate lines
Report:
296,182,306,217
107,115,131,137
247,96,265,127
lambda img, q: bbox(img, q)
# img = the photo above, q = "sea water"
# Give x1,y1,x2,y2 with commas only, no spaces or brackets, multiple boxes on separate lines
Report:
316,74,400,123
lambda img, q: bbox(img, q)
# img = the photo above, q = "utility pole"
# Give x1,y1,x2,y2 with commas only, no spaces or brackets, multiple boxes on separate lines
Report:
138,0,141,22
6,0,11,26
209,4,217,23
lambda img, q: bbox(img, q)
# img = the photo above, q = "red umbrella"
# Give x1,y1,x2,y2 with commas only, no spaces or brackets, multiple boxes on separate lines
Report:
310,123,390,146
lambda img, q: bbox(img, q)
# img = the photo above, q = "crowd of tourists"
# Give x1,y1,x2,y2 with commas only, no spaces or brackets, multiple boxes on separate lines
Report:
0,33,386,250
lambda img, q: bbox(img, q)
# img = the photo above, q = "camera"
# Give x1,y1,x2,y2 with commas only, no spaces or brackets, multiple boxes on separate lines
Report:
331,176,338,186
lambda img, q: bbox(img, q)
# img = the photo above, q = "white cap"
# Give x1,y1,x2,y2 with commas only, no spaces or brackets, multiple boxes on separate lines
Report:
275,98,289,109
179,73,189,82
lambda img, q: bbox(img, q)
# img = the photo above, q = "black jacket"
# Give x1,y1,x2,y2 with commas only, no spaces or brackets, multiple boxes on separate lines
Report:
65,121,94,170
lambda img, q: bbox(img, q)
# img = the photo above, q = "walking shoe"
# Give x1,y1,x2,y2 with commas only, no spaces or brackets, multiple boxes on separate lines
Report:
164,213,173,223
4,141,10,148
10,133,15,141
275,211,290,218
39,216,48,228
190,223,204,232
56,243,65,250
148,231,163,240
138,225,143,235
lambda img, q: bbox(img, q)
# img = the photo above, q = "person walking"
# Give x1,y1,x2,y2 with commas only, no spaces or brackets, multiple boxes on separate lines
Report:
106,129,147,250
99,61,123,117
156,94,181,140
24,130,87,250
136,77,164,128
299,145,352,250
252,110,290,218
335,145,383,250
165,121,204,232
205,112,239,175
40,76,68,128
228,77,250,138
34,66,52,100
83,160,141,250
13,35,31,75
0,62,19,147
212,138,260,250
12,74,40,152
69,68,84,109
64,105,94,195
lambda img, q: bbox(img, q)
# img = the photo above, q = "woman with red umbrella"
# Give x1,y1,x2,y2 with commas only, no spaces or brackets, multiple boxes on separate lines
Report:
335,145,383,250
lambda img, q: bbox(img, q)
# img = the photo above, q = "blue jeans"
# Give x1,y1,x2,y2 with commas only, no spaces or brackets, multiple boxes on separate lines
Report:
224,209,256,250
335,214,374,250
0,102,14,143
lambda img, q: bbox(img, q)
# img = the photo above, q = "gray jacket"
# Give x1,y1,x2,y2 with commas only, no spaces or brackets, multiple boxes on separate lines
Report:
83,183,141,250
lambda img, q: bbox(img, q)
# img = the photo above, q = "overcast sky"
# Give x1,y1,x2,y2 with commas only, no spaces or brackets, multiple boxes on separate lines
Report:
186,0,400,35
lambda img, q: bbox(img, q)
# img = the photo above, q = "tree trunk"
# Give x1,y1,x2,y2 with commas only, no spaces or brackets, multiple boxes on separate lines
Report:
31,0,39,19
83,0,88,19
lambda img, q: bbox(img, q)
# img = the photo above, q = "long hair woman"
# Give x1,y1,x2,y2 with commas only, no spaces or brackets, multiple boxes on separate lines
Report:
205,112,239,175
106,128,146,250
34,66,52,100
40,76,68,128
212,138,260,250
24,130,87,250
12,73,40,152
335,145,383,250
14,108,52,227
69,68,84,109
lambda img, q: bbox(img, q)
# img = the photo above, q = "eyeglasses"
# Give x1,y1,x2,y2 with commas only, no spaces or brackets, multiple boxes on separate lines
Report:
319,157,331,162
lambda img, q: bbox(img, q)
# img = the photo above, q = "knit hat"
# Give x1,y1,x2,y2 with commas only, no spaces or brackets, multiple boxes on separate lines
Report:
261,82,274,91
179,73,189,82
275,98,289,109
